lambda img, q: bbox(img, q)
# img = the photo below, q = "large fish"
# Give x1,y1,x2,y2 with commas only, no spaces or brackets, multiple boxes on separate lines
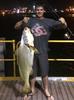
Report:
15,27,38,94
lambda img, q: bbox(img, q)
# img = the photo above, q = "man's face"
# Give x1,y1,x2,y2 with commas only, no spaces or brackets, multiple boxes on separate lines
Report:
35,6,45,18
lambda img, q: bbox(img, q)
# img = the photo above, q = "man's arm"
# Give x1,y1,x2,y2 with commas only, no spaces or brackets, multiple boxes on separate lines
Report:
52,17,67,30
14,17,30,30
14,20,24,30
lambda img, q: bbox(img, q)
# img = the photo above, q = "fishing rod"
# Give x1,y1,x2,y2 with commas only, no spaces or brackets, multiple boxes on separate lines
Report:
46,5,74,39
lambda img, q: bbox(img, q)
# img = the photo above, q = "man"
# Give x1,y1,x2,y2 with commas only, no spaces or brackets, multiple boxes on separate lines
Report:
15,4,67,100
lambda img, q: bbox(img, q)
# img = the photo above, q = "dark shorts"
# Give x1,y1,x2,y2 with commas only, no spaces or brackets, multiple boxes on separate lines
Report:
32,53,49,77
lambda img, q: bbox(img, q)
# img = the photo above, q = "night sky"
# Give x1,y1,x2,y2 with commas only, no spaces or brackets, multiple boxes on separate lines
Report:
0,0,74,9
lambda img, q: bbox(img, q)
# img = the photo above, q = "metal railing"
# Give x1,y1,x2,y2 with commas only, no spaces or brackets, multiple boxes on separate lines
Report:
48,40,74,61
0,40,74,81
0,40,16,76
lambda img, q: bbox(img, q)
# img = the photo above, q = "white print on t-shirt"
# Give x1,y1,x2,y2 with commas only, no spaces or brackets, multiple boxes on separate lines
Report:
31,23,47,36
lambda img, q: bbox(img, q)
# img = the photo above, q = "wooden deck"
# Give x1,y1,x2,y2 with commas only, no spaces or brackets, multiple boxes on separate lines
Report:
0,80,74,100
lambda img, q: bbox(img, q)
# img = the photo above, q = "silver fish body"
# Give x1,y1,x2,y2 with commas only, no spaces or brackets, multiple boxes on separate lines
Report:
15,27,34,94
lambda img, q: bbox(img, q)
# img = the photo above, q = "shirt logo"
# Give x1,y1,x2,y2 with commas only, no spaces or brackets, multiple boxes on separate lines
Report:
31,23,47,36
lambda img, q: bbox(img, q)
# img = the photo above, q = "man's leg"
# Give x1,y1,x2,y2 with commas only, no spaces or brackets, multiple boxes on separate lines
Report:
39,54,54,100
42,76,54,100
30,54,38,94
42,75,51,96
30,77,36,93
38,54,50,95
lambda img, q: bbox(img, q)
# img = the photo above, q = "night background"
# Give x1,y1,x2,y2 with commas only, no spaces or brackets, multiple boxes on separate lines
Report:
0,0,74,76
0,0,73,8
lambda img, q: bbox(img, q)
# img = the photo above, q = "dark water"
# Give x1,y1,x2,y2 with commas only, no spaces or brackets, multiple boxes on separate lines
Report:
0,14,23,40
0,13,74,76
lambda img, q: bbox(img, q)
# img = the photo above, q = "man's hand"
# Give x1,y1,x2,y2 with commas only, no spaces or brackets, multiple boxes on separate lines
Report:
23,17,30,24
14,17,30,30
59,17,67,27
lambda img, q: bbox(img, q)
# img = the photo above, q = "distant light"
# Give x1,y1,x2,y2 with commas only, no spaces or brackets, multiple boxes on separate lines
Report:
54,9,58,12
72,14,74,17
2,11,5,16
33,5,36,10
17,9,20,14
72,8,74,11
60,10,64,13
